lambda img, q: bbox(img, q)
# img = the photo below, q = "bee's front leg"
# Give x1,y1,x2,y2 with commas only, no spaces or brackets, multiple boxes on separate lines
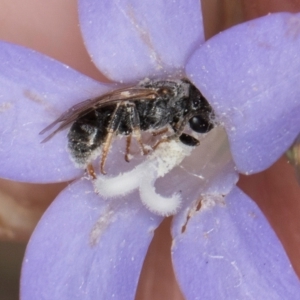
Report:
124,103,149,162
87,164,97,179
125,135,132,162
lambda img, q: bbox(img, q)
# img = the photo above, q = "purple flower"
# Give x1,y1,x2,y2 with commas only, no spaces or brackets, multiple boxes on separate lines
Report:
0,0,299,299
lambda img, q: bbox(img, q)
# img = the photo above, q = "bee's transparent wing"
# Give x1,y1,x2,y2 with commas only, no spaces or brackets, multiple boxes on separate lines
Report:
39,98,94,136
40,87,158,142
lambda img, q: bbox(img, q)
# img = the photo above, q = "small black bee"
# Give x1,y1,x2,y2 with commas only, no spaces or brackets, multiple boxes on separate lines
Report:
40,78,214,177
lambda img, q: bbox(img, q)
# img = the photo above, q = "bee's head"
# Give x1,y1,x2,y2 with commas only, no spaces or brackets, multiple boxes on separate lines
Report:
185,79,214,134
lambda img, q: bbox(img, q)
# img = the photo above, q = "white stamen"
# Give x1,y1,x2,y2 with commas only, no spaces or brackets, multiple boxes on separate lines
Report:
139,175,181,216
94,140,193,216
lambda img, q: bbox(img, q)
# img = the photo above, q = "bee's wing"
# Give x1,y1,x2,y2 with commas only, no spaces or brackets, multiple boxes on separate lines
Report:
40,87,158,143
39,98,95,136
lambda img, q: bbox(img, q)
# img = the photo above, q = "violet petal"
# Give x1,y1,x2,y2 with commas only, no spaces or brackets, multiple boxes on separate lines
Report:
0,41,112,182
171,187,300,299
186,13,300,174
21,179,162,300
78,0,205,83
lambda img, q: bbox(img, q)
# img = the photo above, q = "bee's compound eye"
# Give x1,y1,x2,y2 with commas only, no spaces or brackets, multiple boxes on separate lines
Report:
189,115,213,133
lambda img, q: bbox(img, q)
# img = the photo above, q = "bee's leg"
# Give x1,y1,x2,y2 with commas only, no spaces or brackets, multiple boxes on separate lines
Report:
121,103,135,162
124,130,149,162
152,137,171,150
100,103,123,174
151,127,169,136
100,129,114,175
153,128,183,149
131,104,150,155
125,135,132,162
124,103,149,157
154,132,200,149
133,128,150,155
87,164,97,180
153,119,189,149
